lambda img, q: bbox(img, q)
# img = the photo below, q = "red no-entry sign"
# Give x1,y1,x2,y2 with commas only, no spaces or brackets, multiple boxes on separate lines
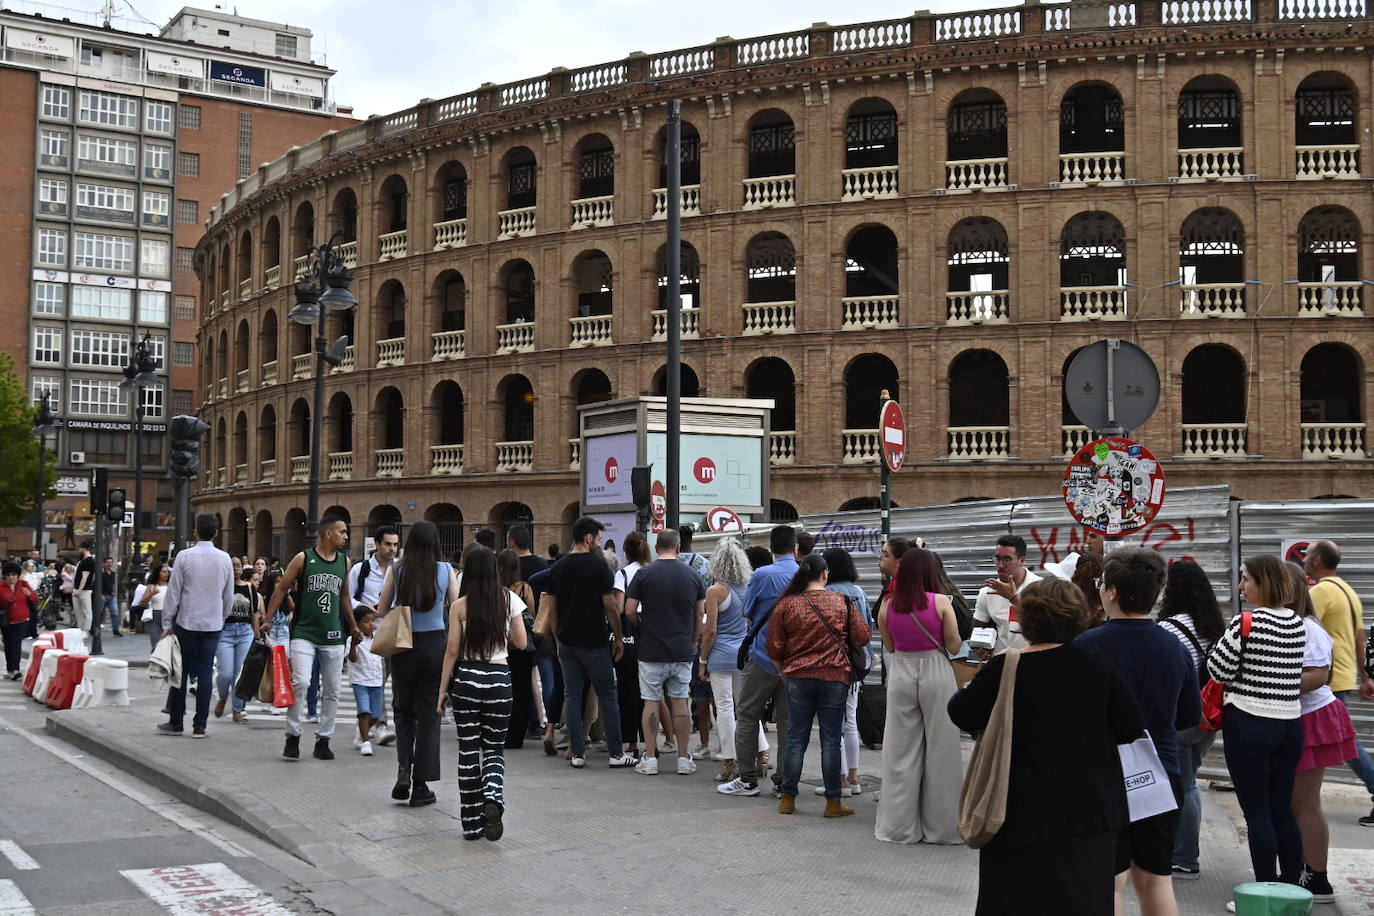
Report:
880,400,906,472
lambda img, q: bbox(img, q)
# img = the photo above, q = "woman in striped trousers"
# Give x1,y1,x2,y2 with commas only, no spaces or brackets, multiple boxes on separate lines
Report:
439,546,529,841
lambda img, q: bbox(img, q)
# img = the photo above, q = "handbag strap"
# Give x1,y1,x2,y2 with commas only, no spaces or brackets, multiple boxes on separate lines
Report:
1327,578,1362,639
1159,616,1207,678
802,593,854,668
901,596,954,660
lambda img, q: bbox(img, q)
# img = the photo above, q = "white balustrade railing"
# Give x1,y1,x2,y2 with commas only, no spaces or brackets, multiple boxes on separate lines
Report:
262,360,278,385
376,448,404,478
570,195,614,228
1059,152,1126,184
292,353,313,380
378,229,407,261
832,19,911,51
1181,424,1247,457
330,345,355,374
1177,148,1244,180
433,218,467,249
1301,422,1366,459
338,241,358,269
216,467,226,488
1062,425,1092,456
736,31,810,64
327,451,353,480
651,308,700,341
742,175,796,210
1162,0,1251,22
290,455,309,482
948,426,1011,460
219,290,229,311
841,166,899,200
569,315,614,347
263,264,281,290
651,185,702,219
841,295,899,330
1296,145,1360,179
1297,281,1363,317
945,158,1009,191
497,206,537,239
217,378,228,398
432,329,466,360
947,291,1009,325
293,255,309,282
376,337,405,367
568,438,581,470
431,444,465,475
935,8,1021,39
238,278,252,300
741,301,797,335
260,458,276,484
1061,286,1129,321
1179,283,1246,317
496,322,536,353
842,429,880,464
769,432,796,466
234,463,248,484
235,368,249,392
1282,0,1366,18
496,441,534,472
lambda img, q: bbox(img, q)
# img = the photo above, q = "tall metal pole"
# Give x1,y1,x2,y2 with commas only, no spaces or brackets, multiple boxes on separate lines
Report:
174,478,188,555
665,99,682,531
879,389,892,558
34,427,46,560
308,308,326,546
132,390,144,564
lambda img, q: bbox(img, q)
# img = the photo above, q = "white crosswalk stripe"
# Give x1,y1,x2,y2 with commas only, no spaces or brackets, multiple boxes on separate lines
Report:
0,879,35,914
238,683,394,723
122,863,292,915
0,841,39,871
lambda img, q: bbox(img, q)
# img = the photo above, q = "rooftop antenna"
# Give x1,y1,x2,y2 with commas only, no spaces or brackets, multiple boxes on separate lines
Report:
100,0,116,27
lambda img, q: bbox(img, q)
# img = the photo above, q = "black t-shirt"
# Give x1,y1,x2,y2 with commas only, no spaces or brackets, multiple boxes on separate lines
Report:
545,551,614,650
518,553,549,607
229,584,256,624
75,556,96,591
626,558,705,663
100,570,116,594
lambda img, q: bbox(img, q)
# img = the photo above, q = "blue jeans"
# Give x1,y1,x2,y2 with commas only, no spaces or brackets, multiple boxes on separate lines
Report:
102,593,120,632
557,643,623,756
306,654,321,717
214,622,255,713
1222,706,1304,883
537,656,557,709
352,684,384,718
781,676,849,799
168,626,222,730
1172,725,1217,870
1335,690,1374,800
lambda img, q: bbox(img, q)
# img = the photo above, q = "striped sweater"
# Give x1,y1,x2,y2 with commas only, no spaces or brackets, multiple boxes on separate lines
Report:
1206,607,1307,720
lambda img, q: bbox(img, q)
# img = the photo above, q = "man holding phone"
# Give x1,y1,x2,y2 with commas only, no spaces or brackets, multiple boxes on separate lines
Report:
972,534,1040,655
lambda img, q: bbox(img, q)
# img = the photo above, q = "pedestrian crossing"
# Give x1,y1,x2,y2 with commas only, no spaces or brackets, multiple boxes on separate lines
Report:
236,682,396,725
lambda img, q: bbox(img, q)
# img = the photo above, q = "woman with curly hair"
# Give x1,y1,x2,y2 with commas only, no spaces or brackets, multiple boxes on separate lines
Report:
698,537,755,782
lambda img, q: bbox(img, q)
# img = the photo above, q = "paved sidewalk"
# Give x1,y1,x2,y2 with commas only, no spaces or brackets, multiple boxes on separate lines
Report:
38,674,1374,915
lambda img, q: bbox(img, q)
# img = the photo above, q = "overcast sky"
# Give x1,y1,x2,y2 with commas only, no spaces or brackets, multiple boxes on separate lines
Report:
121,0,981,118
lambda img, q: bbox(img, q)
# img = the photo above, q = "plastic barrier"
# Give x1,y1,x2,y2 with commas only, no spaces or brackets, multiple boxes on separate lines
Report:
56,628,87,655
71,657,130,708
34,648,67,702
1232,882,1313,915
45,653,89,710
23,641,55,696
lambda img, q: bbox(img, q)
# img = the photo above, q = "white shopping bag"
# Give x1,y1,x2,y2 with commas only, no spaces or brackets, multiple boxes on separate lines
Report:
1119,731,1178,823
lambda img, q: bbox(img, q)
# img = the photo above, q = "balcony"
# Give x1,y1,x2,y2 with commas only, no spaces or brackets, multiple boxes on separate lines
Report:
1176,148,1244,181
376,337,405,368
433,217,467,249
292,353,313,380
219,290,229,311
841,295,899,330
1302,423,1366,459
1179,284,1246,318
569,315,613,347
378,229,407,261
431,444,465,475
216,467,226,488
651,307,700,341
338,241,358,269
293,255,310,282
769,431,796,467
741,301,796,335
1062,424,1092,456
262,360,278,385
948,426,1011,460
842,429,880,464
238,278,252,300
496,322,535,354
1181,424,1247,458
568,438,581,470
235,369,249,392
497,206,536,239
329,345,355,374
260,458,276,484
651,185,701,219
742,175,795,210
1297,281,1364,317
944,158,1008,191
327,451,353,480
1058,153,1126,185
290,455,309,482
234,463,248,485
217,378,228,398
1061,286,1128,321
376,448,404,478
496,440,534,472
571,195,614,228
432,329,466,360
1296,144,1360,179
263,264,281,290
841,166,899,200
947,291,1009,325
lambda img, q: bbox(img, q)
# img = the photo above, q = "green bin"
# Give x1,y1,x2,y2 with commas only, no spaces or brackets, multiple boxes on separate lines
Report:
1233,882,1313,916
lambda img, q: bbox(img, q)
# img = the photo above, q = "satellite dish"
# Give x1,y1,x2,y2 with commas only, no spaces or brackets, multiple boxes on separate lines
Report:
1065,339,1160,433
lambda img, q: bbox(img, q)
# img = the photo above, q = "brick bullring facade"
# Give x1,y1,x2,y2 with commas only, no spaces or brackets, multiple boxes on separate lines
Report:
194,0,1374,558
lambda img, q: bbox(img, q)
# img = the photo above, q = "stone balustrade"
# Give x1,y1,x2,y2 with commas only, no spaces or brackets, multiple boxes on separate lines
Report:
290,455,309,482
741,301,797,335
235,369,248,392
262,360,278,385
328,451,353,480
433,218,467,249
652,185,702,219
338,241,358,268
376,337,405,367
293,255,309,282
1177,147,1244,180
376,448,404,478
1058,152,1126,184
497,206,537,239
742,175,796,210
1301,422,1366,459
330,345,355,373
1297,281,1363,317
496,322,536,353
568,438,581,470
651,307,701,341
1061,286,1128,321
569,315,613,347
1179,283,1247,317
947,426,1011,460
571,195,614,228
432,329,466,360
842,429,880,464
947,290,1009,324
238,278,252,300
264,264,281,289
431,444,465,474
840,295,899,330
1181,423,1247,457
260,458,276,484
770,431,796,466
291,353,312,380
234,463,248,484
378,229,407,261
1296,144,1360,179
945,158,1009,191
841,166,899,200
496,440,534,472
1062,425,1092,456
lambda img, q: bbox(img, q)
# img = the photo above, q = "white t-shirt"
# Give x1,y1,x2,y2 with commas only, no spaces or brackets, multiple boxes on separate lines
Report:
462,592,527,663
614,561,643,594
973,570,1042,651
1299,615,1337,717
350,634,385,687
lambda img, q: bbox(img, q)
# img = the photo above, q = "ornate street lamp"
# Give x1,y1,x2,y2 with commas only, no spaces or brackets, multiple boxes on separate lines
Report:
120,334,160,564
31,394,56,560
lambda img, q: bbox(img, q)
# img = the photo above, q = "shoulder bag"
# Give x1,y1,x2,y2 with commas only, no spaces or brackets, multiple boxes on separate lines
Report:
803,593,870,684
1199,610,1250,733
371,565,415,657
1327,579,1373,679
958,648,1021,848
903,597,979,688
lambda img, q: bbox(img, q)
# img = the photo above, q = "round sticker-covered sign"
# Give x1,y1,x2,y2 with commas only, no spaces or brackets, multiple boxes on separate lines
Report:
1062,437,1166,536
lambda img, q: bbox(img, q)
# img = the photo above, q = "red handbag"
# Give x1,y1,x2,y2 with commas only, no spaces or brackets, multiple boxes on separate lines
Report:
1199,610,1250,733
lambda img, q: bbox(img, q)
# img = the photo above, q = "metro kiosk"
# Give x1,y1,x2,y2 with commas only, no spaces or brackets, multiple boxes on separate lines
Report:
578,397,774,549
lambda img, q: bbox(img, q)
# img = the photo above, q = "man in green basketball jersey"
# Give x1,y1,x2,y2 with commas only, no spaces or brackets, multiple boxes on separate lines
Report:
266,514,363,761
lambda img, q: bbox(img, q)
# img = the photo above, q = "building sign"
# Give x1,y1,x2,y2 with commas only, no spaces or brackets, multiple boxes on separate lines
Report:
270,72,324,98
210,60,266,87
59,418,167,433
583,433,637,506
646,432,762,509
54,476,89,496
72,273,134,288
147,51,203,77
4,28,74,58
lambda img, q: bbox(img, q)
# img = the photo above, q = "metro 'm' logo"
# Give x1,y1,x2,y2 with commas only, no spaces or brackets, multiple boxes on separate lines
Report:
694,457,716,483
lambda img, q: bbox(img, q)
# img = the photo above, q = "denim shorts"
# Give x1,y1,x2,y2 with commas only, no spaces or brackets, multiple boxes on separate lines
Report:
638,660,692,701
351,684,384,717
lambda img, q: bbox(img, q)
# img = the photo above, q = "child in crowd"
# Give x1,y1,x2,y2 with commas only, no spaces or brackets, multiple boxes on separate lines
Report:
348,609,384,756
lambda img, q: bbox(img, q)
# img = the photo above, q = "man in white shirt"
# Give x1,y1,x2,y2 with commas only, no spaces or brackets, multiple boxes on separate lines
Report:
347,525,399,745
973,534,1041,653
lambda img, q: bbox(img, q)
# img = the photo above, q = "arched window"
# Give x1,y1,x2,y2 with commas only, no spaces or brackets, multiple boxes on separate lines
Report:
260,310,278,369
234,320,250,379
504,147,536,210
656,242,701,310
1179,208,1245,315
845,98,898,170
746,232,795,303
431,381,464,446
658,120,701,188
378,174,408,233
844,353,899,429
366,505,401,540
500,375,535,442
947,217,1009,324
1296,72,1358,155
503,260,535,324
572,369,613,441
946,89,1007,189
377,279,406,341
330,188,358,242
948,350,1011,459
435,160,468,225
433,270,466,335
1059,82,1125,182
1301,344,1364,458
327,391,353,454
258,404,277,463
492,502,534,547
1177,76,1242,179
375,387,404,451
746,357,796,431
1060,347,1089,455
253,508,273,560
292,201,314,257
261,216,281,272
746,109,795,178
1297,206,1362,316
226,508,248,558
769,499,799,523
1181,344,1247,456
574,134,614,200
283,508,307,559
289,398,311,457
237,230,252,287
233,411,248,470
652,363,700,398
572,250,613,316
424,504,464,560
1060,211,1128,319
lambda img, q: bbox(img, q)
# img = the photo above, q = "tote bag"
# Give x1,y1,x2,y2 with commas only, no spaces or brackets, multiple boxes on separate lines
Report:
1119,731,1179,822
958,648,1021,848
371,605,413,656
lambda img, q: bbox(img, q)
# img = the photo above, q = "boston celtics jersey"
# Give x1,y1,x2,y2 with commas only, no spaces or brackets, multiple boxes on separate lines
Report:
295,547,348,645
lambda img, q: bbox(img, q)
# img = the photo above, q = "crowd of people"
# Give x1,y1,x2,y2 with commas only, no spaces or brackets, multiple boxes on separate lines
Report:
5,513,1372,910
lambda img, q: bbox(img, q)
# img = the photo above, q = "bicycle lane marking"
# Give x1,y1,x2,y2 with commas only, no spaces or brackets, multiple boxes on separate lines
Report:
122,864,293,915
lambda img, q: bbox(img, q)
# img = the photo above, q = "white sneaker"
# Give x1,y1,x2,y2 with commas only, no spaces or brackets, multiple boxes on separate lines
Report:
359,740,373,756
375,724,396,746
677,757,697,775
635,756,659,775
607,753,638,768
689,743,712,761
717,777,761,796
353,734,365,749
813,784,854,796
303,714,320,724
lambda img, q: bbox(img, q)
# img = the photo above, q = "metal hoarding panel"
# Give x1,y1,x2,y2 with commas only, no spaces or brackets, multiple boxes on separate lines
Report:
1239,500,1374,618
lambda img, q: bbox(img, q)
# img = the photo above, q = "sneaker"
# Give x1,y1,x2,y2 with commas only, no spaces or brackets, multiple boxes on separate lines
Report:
303,714,320,724
231,711,248,724
191,727,206,739
608,753,638,768
634,756,659,775
1298,865,1335,904
849,782,863,796
1360,805,1374,827
353,734,365,749
813,785,854,797
569,755,586,769
155,721,183,736
677,757,697,775
1226,902,1237,913
375,725,397,746
1171,865,1201,880
771,783,783,799
359,740,374,756
282,734,300,760
689,744,712,761
717,777,761,796
313,737,334,760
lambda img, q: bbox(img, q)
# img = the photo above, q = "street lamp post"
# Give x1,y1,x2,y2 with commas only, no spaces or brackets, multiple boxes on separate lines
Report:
31,394,55,560
121,334,159,565
289,232,357,546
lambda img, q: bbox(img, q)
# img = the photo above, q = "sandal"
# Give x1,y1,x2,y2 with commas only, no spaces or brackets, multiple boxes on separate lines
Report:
715,761,738,782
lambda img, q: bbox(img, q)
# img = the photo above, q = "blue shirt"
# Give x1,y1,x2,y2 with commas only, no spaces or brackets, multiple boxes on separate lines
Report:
742,554,799,675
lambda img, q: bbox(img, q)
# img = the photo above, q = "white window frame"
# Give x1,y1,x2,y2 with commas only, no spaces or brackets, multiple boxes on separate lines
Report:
73,231,134,272
39,178,68,205
144,335,167,369
37,227,67,266
41,85,70,119
68,378,127,417
138,290,169,324
77,90,139,129
31,377,61,412
33,282,65,316
70,328,132,368
143,142,172,175
71,285,132,321
144,100,173,134
143,189,170,218
40,129,70,162
76,182,136,213
140,385,165,419
77,134,137,168
32,326,63,365
141,238,170,277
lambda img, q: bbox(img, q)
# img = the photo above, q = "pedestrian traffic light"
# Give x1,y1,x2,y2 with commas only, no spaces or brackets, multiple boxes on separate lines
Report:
169,415,210,481
91,467,107,511
631,465,652,509
107,488,126,522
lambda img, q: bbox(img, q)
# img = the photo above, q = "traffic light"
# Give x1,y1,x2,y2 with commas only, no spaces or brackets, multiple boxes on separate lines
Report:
630,466,652,509
107,488,126,522
169,415,210,481
91,467,107,511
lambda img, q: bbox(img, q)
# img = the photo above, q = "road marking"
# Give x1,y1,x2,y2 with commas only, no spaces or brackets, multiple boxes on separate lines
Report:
0,879,35,914
0,842,38,871
1330,847,1374,909
122,863,291,915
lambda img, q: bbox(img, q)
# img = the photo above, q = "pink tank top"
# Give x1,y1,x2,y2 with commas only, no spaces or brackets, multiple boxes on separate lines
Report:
888,593,943,652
